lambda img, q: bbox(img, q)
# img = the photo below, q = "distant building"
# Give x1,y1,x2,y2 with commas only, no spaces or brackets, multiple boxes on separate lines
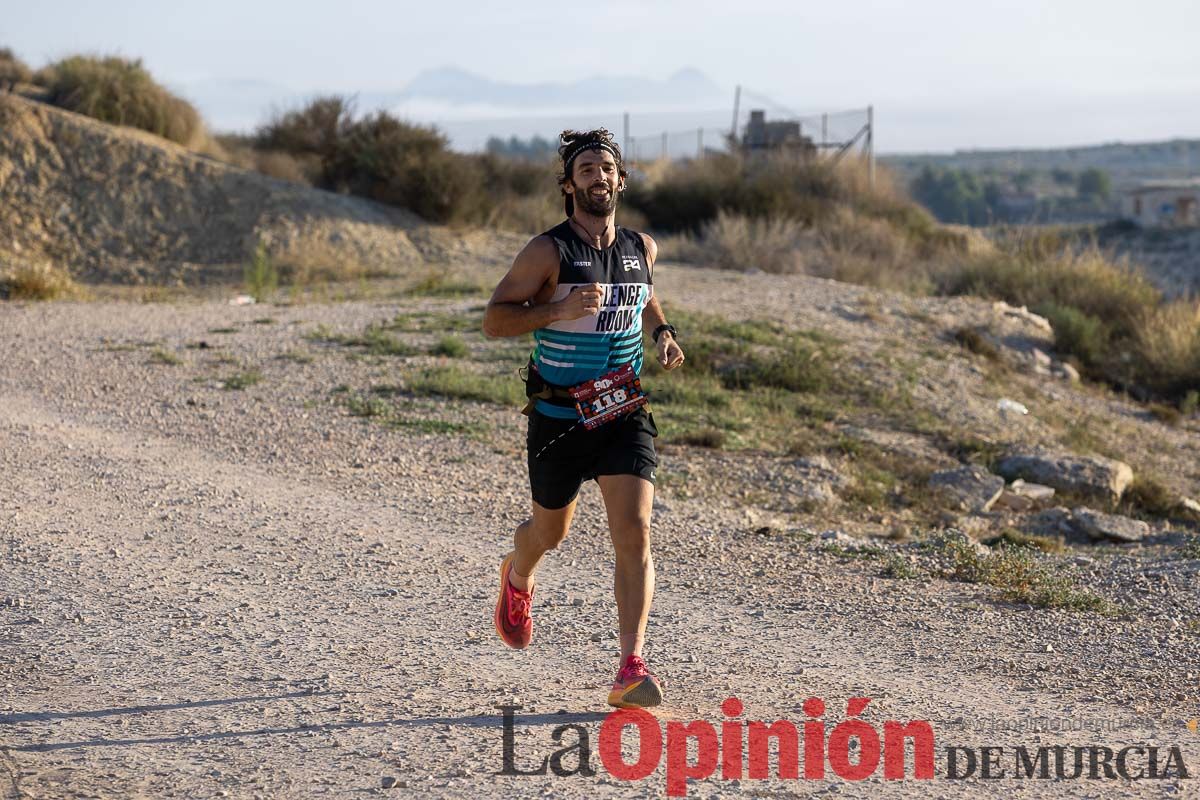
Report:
742,110,815,157
1120,180,1200,227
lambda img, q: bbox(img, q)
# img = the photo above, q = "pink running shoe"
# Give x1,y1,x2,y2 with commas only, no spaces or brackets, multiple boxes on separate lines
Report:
607,654,663,709
494,552,533,649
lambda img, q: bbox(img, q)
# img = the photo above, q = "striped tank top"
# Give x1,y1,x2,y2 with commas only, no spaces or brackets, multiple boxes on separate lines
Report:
531,220,654,418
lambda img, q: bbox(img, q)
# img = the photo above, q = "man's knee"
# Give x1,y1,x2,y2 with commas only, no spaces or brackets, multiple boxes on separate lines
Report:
532,518,570,551
611,517,651,561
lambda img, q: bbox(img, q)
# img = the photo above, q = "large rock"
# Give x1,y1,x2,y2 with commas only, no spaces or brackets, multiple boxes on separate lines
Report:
929,466,1005,512
995,449,1133,503
1070,507,1150,543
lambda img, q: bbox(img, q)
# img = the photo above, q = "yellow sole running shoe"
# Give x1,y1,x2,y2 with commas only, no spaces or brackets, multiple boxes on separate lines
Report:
494,552,533,649
607,654,663,709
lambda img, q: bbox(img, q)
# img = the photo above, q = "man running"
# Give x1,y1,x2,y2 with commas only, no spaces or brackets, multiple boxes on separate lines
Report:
483,129,685,709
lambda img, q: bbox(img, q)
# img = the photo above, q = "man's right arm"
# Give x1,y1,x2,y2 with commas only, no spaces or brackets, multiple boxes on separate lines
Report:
482,237,601,338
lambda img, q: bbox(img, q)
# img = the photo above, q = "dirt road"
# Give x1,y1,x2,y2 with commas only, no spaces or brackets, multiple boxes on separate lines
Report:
1,294,1197,799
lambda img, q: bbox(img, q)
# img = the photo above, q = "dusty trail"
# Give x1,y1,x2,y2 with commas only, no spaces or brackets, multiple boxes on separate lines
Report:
1,298,1196,799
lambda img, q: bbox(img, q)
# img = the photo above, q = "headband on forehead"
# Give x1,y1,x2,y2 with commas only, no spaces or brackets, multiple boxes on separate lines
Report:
563,141,618,173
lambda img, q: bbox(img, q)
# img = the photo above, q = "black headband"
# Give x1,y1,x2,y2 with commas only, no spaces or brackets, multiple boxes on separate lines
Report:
563,141,618,174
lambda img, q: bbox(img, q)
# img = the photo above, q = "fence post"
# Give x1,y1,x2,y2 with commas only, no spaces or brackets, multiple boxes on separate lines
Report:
697,128,703,158
867,105,875,190
662,131,668,161
822,113,828,150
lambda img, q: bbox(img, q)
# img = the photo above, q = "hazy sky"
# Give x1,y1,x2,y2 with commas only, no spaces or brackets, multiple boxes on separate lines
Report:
7,0,1200,151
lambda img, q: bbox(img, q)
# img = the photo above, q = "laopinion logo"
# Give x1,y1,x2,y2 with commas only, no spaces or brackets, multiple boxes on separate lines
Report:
496,698,1193,797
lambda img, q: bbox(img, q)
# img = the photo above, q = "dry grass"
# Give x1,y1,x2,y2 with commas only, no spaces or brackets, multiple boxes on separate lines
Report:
0,261,86,301
1132,300,1200,399
671,211,814,273
936,238,1200,403
0,47,32,86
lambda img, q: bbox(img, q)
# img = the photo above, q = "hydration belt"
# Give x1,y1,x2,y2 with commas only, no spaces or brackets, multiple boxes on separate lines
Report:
519,358,577,416
519,358,651,423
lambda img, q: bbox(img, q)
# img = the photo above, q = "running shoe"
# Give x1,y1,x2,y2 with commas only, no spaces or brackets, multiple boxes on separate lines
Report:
494,552,533,649
607,654,663,709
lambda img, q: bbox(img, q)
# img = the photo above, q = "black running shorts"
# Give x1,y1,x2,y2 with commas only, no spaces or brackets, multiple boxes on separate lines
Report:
527,407,658,510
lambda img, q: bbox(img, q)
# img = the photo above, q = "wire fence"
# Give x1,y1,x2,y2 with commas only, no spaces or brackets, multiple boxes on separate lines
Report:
426,85,873,178
624,101,871,164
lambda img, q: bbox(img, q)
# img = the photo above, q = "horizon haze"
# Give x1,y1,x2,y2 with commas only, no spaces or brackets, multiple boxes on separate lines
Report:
6,0,1200,153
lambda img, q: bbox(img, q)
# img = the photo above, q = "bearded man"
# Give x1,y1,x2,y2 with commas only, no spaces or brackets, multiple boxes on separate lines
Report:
483,128,685,708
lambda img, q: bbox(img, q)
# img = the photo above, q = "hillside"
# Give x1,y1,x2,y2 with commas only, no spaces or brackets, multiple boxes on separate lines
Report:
0,93,520,286
884,138,1200,187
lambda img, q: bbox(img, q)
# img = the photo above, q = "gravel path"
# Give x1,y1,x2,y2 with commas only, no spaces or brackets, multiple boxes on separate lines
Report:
1,282,1197,799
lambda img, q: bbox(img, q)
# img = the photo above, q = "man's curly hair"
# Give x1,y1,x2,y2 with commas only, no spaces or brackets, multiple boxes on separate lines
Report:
557,128,628,217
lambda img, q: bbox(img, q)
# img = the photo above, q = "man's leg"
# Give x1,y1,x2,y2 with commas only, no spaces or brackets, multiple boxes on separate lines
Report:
508,499,576,592
596,474,654,661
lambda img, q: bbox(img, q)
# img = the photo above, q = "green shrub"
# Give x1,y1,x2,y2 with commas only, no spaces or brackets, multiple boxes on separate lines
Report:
407,366,525,406
42,55,202,146
243,242,278,302
430,335,468,358
625,153,840,232
952,327,1000,361
256,95,352,157
221,369,263,390
1036,303,1106,369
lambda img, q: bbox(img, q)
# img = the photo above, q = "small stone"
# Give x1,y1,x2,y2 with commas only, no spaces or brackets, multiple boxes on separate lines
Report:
381,776,398,789
1044,644,1054,653
570,597,584,607
1055,363,1081,383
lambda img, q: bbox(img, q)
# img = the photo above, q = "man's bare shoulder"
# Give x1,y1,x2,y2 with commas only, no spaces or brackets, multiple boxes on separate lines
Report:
637,231,659,266
514,234,560,267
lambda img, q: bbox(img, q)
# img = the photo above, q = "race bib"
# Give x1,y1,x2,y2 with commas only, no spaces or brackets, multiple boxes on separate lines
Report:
569,364,648,430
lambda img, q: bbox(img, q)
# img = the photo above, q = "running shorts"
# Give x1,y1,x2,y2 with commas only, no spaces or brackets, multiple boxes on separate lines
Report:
526,407,658,509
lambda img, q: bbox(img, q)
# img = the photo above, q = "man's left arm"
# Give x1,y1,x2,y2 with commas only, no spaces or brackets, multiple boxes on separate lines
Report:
639,234,684,371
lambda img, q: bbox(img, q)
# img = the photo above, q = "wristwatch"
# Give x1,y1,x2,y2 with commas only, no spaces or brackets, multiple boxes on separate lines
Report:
652,323,677,344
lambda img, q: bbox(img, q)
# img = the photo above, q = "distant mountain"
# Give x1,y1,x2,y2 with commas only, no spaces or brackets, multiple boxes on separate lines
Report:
398,66,726,111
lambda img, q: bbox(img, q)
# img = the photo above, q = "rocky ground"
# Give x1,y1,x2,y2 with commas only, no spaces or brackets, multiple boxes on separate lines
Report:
2,265,1198,799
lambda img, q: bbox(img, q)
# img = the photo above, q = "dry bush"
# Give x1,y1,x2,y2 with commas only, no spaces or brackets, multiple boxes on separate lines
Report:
0,261,85,300
1132,300,1200,398
42,55,203,147
256,96,352,157
689,211,815,273
254,151,312,184
815,205,929,290
0,47,32,87
938,242,1160,329
272,237,370,288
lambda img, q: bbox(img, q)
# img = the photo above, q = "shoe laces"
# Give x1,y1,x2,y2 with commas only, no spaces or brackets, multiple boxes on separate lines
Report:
507,584,532,624
619,654,650,681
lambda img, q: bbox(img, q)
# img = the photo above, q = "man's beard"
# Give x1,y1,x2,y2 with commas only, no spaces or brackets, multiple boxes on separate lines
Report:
573,181,619,217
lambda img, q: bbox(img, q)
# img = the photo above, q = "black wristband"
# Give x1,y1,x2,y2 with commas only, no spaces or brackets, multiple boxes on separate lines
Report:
652,324,677,344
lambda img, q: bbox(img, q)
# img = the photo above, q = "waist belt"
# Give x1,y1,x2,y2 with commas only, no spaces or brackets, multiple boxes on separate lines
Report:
520,359,576,416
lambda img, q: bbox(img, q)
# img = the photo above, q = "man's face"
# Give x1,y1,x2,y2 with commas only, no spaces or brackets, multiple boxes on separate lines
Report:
568,148,622,216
